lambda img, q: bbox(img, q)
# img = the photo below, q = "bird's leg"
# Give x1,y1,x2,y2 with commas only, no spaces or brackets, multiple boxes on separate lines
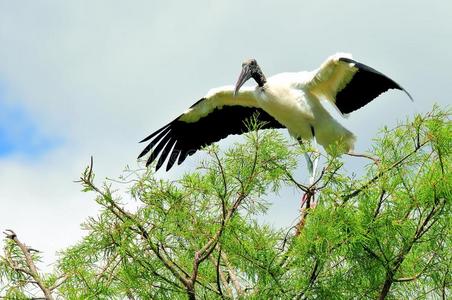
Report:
298,135,320,183
309,126,320,183
295,133,320,236
304,152,314,177
346,151,380,164
297,138,316,180
309,150,320,186
307,131,320,207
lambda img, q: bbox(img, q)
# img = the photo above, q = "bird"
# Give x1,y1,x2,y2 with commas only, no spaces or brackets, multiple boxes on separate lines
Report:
138,53,412,171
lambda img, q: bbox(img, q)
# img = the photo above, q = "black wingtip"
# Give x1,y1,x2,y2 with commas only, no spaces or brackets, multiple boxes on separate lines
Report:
139,124,171,143
137,145,151,159
145,159,152,168
146,155,158,169
393,84,413,102
165,149,180,171
404,89,414,102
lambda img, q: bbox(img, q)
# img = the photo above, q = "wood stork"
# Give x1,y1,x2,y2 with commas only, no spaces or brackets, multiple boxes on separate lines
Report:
138,53,412,171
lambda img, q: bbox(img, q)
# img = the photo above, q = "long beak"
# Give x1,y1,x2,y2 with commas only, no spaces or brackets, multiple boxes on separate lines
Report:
234,66,252,97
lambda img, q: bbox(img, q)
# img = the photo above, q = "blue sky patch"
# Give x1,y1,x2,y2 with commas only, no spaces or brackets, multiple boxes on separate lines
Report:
0,85,61,158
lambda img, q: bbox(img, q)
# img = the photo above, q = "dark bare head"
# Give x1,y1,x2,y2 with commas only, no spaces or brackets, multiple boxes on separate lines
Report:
234,58,266,96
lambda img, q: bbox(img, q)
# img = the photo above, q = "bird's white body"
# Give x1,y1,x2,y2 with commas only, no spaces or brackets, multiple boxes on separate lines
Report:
256,71,355,151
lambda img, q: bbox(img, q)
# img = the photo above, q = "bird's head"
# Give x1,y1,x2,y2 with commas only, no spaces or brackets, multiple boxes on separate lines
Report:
234,58,266,97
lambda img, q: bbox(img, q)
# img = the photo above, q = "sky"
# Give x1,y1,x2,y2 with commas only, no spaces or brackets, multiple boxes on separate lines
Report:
0,0,451,270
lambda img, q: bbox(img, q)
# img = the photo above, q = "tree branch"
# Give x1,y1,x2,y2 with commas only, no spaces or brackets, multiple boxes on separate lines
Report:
220,250,243,297
77,157,193,294
3,230,54,300
343,140,429,202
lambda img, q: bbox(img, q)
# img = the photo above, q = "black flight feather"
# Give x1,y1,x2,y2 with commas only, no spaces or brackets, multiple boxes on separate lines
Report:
139,104,284,171
335,57,412,114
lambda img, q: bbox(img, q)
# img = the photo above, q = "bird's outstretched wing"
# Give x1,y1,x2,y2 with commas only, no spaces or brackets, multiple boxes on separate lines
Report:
307,53,412,114
138,86,284,171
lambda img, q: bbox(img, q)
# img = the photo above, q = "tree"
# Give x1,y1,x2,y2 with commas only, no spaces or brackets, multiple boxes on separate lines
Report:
1,105,450,299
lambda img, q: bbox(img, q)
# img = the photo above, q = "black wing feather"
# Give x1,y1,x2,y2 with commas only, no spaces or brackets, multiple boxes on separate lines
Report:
146,132,173,166
137,127,171,159
336,57,412,114
156,138,177,170
139,105,284,171
139,123,171,143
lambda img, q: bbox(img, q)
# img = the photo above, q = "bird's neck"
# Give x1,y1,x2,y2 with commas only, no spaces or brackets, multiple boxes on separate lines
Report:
252,69,267,87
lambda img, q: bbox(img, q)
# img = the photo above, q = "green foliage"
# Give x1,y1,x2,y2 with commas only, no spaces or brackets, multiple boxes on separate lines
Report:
1,105,450,299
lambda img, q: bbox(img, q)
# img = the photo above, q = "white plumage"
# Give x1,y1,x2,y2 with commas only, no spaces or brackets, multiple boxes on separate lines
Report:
139,53,411,171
